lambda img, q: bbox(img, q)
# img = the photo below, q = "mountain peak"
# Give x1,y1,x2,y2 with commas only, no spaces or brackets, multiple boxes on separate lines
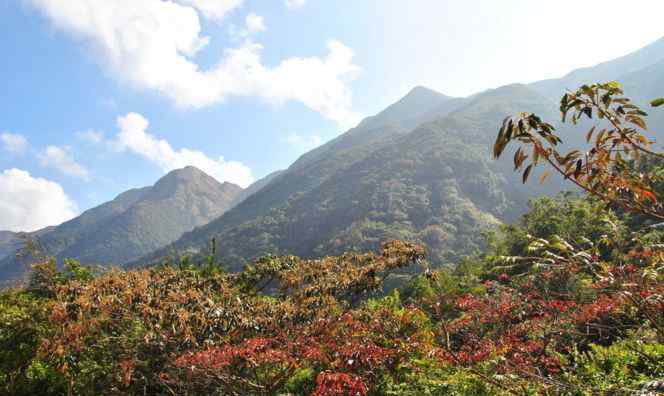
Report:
356,85,455,131
398,86,453,107
0,164,247,280
149,167,230,200
405,85,448,99
162,166,206,180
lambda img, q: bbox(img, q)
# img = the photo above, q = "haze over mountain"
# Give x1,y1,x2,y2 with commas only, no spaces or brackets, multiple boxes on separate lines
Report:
0,167,244,282
135,37,664,271
530,37,664,101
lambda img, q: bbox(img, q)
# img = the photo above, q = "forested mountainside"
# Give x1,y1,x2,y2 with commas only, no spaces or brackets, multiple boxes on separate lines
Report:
2,81,662,396
228,170,285,208
0,167,243,282
0,232,23,261
137,38,664,271
0,227,54,264
143,84,564,270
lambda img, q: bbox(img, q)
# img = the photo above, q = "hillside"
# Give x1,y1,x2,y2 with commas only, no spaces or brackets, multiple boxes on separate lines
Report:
0,227,55,264
0,232,22,261
139,84,560,270
529,37,664,101
2,171,661,395
137,37,664,271
228,170,285,208
0,167,243,282
2,77,663,396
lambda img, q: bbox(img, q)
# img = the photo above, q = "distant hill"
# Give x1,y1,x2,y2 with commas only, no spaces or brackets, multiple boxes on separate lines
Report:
529,37,664,101
0,227,54,263
137,37,664,271
0,231,22,261
0,167,243,282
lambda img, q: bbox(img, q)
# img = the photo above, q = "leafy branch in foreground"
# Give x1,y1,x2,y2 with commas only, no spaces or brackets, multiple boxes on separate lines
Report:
494,82,664,220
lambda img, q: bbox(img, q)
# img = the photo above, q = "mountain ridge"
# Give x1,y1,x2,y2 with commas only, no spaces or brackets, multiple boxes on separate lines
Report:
529,37,664,100
0,166,244,282
135,36,664,271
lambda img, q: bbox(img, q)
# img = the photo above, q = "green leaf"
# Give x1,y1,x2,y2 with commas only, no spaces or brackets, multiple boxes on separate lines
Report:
651,98,664,107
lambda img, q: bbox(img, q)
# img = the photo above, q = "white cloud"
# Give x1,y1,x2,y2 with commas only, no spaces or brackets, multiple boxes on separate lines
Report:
76,129,104,144
112,112,254,188
38,146,91,181
27,0,360,126
285,0,307,9
0,168,78,232
227,13,266,41
1,133,28,155
245,13,266,34
285,132,323,151
176,0,243,21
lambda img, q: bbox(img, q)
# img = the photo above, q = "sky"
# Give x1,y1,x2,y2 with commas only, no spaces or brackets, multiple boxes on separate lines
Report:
1,0,663,232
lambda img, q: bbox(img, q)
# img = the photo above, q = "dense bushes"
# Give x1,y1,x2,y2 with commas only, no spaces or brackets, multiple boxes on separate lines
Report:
0,197,661,395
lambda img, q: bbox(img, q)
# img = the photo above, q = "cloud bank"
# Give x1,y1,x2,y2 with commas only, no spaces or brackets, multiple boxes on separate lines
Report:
0,169,78,232
112,113,254,188
26,0,360,125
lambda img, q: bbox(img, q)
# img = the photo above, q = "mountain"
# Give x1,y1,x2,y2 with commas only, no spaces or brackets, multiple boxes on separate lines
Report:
530,37,664,101
229,170,286,208
0,167,243,282
0,227,54,263
136,84,559,270
135,37,664,272
529,37,664,149
0,232,22,261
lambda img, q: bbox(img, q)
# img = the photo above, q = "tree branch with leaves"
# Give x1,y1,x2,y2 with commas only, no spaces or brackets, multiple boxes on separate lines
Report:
494,82,664,220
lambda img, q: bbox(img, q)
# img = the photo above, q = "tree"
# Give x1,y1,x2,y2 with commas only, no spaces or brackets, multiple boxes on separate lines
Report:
494,82,664,220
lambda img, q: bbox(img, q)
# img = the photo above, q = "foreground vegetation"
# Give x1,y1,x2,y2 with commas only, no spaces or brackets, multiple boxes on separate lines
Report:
1,84,663,395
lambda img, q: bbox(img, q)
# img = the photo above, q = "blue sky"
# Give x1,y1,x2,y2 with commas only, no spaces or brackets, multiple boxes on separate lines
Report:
1,0,664,232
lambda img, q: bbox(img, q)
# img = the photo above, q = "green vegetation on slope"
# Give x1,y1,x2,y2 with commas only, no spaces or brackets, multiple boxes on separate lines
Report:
143,84,562,271
0,167,243,283
0,231,24,261
142,38,664,274
0,181,661,395
1,83,662,396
